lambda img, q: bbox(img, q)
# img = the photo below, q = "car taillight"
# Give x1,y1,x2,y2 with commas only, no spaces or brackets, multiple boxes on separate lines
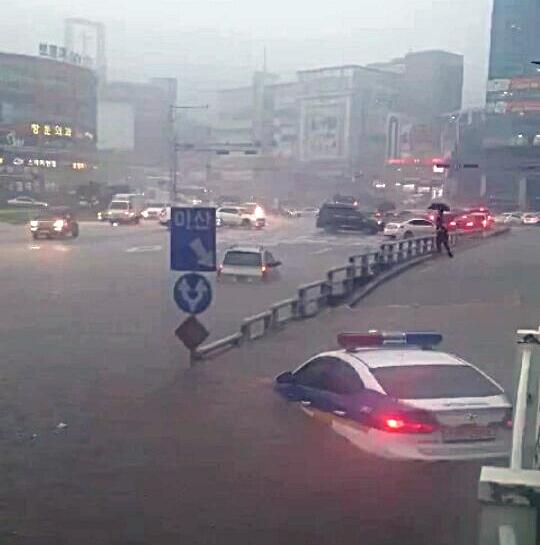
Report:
449,221,456,227
466,221,474,227
482,219,487,228
372,411,438,434
502,408,513,429
217,265,223,277
261,265,267,275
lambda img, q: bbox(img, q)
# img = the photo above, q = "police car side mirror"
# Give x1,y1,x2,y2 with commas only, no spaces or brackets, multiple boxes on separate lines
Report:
276,371,294,384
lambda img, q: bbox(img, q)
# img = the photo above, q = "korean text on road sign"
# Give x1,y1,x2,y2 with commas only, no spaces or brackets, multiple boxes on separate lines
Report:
170,207,216,272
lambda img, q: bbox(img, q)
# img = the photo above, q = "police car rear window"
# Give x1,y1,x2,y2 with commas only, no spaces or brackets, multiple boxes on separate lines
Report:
371,365,501,399
223,251,262,267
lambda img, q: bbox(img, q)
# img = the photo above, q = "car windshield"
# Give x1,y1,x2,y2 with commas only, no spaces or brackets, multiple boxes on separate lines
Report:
223,251,262,267
371,365,502,399
325,206,358,217
36,210,67,219
109,201,129,210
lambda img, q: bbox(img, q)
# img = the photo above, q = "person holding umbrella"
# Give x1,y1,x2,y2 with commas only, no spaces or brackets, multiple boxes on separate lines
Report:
428,202,453,258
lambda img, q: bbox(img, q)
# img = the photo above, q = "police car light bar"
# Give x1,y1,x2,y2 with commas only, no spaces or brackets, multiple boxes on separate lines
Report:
337,331,442,350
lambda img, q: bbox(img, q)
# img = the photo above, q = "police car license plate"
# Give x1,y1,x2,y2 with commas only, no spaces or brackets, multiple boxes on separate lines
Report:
442,424,496,443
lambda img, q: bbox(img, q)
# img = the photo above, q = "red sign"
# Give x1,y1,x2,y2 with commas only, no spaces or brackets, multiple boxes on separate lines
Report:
506,101,540,112
386,156,444,166
509,77,540,91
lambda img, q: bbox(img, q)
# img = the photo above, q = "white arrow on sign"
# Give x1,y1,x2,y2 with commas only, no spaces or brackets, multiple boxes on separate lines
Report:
178,276,208,313
189,237,214,268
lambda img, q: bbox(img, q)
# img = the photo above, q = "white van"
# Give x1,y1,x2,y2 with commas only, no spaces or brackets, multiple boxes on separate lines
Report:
107,193,146,224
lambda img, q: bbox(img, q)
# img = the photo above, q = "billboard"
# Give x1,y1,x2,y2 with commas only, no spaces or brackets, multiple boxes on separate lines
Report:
300,97,348,161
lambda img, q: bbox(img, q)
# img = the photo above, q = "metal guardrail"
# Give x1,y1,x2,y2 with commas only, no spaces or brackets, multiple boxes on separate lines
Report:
241,311,272,340
349,251,379,280
270,298,298,327
195,227,509,360
297,280,329,317
194,331,243,359
326,265,354,300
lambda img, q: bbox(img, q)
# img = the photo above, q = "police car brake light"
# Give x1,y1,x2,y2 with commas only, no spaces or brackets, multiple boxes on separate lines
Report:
337,331,442,349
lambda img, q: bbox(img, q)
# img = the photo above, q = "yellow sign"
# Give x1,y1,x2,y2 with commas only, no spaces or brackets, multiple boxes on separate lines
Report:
29,123,74,138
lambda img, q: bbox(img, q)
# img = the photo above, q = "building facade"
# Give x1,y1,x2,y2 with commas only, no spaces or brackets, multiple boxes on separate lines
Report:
0,51,97,195
206,49,463,198
98,77,177,167
448,0,540,209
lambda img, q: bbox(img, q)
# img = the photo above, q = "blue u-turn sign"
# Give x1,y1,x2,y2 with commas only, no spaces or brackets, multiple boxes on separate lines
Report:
170,207,216,272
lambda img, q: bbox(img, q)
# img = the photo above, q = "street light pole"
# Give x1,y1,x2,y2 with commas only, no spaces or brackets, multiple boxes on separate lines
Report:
169,104,208,202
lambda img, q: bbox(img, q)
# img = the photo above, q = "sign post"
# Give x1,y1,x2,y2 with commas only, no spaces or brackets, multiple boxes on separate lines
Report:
170,207,216,365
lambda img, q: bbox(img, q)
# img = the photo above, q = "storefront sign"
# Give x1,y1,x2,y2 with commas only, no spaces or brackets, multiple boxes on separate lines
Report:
30,123,73,137
26,158,57,168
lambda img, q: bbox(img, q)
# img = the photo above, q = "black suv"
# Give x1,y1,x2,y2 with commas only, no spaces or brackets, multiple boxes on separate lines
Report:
316,203,379,234
29,207,79,239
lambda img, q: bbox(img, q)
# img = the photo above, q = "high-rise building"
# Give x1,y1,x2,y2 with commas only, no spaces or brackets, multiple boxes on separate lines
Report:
486,0,540,115
448,0,540,209
488,0,540,80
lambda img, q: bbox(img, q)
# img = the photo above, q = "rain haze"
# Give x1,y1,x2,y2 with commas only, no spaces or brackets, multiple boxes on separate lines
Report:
2,0,540,544
3,0,492,105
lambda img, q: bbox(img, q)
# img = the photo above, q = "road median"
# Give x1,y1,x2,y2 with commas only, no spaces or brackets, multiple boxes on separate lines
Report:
194,225,510,362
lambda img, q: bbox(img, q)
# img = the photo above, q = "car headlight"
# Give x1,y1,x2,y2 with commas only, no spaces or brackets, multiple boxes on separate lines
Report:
53,219,65,230
254,206,265,219
141,210,149,218
97,212,102,220
30,220,38,228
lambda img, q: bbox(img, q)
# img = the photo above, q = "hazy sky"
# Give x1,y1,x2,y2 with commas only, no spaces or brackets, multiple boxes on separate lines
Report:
2,0,493,106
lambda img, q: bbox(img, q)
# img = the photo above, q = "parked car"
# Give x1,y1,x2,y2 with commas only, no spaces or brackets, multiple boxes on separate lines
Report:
78,197,100,208
299,207,320,217
332,194,358,207
316,203,379,234
383,217,435,239
455,212,491,231
217,246,282,282
29,207,79,239
142,202,169,220
106,194,146,225
7,196,48,208
97,209,111,222
494,212,522,225
426,210,464,231
217,205,265,229
242,202,266,228
522,212,540,225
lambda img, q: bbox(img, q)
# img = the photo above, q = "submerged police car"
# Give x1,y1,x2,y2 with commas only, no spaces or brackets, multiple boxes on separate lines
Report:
275,332,511,461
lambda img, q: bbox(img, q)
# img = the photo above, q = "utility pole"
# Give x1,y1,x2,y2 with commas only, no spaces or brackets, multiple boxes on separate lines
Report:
169,105,208,202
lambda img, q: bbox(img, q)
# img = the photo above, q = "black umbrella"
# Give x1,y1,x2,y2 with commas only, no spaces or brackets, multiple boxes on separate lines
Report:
428,202,451,212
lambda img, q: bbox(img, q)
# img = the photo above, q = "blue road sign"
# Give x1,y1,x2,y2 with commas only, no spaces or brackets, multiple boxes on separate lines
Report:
170,207,216,272
173,273,212,314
